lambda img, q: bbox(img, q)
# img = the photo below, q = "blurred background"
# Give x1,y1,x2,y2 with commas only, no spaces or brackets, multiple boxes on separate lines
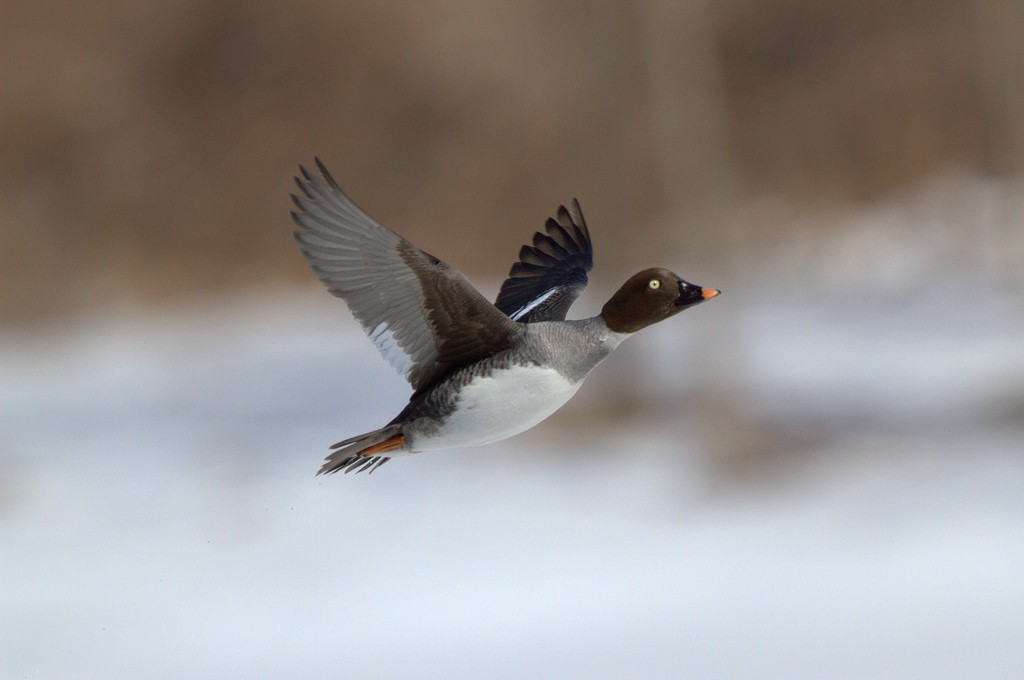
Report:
3,1,1023,678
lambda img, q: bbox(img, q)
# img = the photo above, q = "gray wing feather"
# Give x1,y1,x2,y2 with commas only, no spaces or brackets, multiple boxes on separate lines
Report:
291,160,520,391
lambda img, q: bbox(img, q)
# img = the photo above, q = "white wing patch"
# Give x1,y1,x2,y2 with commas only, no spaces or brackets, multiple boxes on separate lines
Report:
509,287,558,321
369,322,413,379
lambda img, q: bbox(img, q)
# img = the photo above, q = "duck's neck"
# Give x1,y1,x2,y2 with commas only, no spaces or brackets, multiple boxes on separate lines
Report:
591,314,633,352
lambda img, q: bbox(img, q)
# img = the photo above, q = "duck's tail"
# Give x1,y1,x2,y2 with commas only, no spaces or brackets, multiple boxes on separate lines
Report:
317,425,407,475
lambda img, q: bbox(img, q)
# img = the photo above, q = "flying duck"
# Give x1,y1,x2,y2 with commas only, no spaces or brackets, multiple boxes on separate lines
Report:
291,159,720,474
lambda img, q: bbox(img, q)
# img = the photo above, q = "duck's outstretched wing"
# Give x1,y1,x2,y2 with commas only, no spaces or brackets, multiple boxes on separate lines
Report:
291,159,522,392
494,199,593,322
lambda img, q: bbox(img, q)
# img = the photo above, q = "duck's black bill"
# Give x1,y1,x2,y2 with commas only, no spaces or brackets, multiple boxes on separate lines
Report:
675,279,720,309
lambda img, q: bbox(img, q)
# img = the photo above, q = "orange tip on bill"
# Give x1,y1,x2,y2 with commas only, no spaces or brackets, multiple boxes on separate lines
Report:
701,288,721,300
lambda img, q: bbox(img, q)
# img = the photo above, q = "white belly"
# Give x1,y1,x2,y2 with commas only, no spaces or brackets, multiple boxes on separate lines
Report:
411,365,582,451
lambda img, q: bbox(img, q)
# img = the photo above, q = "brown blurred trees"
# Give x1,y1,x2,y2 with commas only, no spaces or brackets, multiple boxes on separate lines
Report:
1,0,1019,321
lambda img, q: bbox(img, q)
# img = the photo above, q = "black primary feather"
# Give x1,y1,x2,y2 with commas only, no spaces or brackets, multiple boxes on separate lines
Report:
494,199,594,323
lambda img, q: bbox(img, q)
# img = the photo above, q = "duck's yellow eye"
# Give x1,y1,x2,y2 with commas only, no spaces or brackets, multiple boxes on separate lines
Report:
648,279,661,290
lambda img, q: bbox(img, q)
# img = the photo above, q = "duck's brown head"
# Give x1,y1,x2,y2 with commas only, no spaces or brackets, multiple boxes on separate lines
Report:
601,267,719,334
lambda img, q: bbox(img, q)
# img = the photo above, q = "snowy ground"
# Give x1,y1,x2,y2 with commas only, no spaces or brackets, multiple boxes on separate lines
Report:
3,271,1024,679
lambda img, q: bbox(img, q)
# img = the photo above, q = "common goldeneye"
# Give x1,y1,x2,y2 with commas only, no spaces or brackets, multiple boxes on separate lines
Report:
291,159,720,474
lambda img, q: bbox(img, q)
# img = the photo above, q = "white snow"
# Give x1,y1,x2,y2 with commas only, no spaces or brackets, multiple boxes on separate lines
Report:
3,245,1024,678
